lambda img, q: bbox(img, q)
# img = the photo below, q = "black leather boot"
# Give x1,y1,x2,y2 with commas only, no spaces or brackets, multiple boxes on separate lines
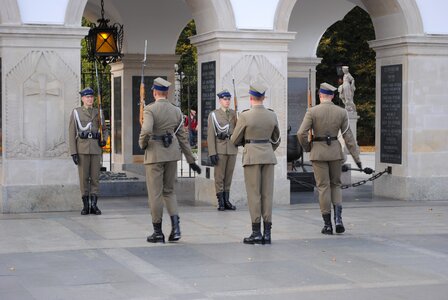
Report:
243,223,263,244
263,222,272,244
147,223,165,243
321,214,333,235
223,191,236,210
216,192,225,211
90,194,102,215
81,195,90,215
334,204,345,233
168,215,181,242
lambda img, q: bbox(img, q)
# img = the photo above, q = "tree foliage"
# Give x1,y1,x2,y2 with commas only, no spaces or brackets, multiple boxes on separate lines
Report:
316,6,376,145
176,20,198,113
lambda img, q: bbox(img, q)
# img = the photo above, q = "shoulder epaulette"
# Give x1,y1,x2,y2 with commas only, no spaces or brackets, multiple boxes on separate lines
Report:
268,108,275,112
241,108,250,113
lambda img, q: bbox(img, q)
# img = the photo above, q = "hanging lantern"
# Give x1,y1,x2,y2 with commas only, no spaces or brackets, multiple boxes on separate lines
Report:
85,0,124,65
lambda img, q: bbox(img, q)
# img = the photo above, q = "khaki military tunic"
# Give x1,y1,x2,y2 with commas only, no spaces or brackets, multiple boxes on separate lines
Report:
230,105,281,223
207,107,238,193
68,106,103,196
139,99,196,223
297,101,360,214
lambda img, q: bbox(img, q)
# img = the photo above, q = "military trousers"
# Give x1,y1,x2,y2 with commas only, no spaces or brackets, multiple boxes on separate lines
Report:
145,161,178,223
214,154,237,193
312,160,343,214
78,154,101,196
243,164,274,223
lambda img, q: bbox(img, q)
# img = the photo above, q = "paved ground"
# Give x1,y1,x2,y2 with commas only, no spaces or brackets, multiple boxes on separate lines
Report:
1,153,448,299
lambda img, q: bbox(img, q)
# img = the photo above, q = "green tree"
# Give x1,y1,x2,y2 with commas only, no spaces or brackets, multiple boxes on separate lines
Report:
176,20,198,113
316,6,376,145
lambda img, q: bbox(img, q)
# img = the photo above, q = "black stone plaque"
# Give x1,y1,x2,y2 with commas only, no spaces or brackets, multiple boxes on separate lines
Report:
132,76,166,155
113,76,122,154
380,64,402,164
200,61,216,166
287,77,308,134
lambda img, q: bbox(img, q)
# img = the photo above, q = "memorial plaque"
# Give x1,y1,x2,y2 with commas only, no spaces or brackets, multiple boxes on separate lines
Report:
132,76,166,155
113,77,122,154
200,61,216,166
380,64,402,164
287,77,308,134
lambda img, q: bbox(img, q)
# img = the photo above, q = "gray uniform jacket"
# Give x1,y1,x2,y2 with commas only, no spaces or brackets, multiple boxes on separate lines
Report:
207,108,238,156
68,106,103,155
297,101,360,162
230,105,281,166
139,99,195,164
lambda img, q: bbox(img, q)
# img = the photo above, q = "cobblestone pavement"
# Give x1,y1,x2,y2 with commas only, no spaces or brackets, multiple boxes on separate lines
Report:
1,160,448,299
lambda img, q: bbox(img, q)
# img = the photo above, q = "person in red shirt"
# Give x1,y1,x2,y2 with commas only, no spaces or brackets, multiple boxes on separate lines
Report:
184,109,198,147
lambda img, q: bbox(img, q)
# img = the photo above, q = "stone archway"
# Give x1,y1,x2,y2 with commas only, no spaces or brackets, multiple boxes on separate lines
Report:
0,0,21,24
280,0,448,200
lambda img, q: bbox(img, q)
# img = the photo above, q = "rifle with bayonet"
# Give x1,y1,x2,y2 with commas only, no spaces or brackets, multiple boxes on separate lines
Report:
94,61,107,147
139,40,148,126
232,76,238,118
307,68,313,141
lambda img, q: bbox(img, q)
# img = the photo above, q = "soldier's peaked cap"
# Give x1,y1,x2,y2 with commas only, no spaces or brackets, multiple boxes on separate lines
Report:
249,81,267,98
217,89,231,98
80,87,94,97
152,77,171,91
319,82,337,95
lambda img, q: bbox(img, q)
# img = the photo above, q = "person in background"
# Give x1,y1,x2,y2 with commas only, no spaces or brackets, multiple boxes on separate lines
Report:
184,109,198,147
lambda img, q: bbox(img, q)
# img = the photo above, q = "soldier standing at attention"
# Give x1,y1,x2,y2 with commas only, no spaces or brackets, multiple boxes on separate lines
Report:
69,87,107,215
230,82,281,245
139,77,202,243
297,83,362,235
207,89,238,211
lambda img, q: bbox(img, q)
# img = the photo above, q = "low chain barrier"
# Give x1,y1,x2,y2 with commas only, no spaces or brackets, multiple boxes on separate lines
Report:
288,166,392,190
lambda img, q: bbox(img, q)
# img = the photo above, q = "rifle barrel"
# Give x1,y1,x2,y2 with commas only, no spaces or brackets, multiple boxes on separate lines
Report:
139,40,148,126
94,61,104,143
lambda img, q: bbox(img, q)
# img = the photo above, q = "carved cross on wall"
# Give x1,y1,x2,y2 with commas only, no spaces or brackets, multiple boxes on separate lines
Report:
24,72,62,157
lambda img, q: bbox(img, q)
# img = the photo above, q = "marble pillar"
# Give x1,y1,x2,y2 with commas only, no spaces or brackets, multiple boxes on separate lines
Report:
109,54,180,175
191,31,295,206
370,36,448,200
0,25,88,213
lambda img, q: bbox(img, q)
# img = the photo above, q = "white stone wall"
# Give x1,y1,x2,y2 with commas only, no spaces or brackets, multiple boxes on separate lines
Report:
191,31,295,206
371,36,448,200
0,25,88,212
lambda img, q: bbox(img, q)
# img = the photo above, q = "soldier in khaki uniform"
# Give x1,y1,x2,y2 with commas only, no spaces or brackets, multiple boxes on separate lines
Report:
139,77,202,243
231,82,281,245
207,89,238,211
297,83,362,235
68,87,107,215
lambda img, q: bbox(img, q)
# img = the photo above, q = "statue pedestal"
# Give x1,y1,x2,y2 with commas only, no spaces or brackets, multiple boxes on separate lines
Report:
348,110,360,142
338,111,359,186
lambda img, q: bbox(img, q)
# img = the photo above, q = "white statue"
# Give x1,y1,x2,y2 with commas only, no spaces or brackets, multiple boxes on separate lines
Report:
338,66,356,112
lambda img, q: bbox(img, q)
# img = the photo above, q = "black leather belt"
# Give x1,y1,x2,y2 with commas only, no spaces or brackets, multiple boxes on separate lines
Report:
151,135,165,140
245,139,270,144
313,136,337,142
79,132,100,139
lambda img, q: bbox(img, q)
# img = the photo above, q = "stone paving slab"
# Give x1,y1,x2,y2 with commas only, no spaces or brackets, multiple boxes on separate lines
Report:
1,187,448,299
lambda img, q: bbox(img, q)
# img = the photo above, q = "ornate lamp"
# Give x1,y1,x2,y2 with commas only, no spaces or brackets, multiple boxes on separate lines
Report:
85,0,124,65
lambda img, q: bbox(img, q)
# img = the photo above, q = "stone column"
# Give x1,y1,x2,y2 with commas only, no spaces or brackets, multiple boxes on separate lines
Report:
287,57,321,165
370,36,448,200
109,54,179,175
190,31,295,206
0,25,88,213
